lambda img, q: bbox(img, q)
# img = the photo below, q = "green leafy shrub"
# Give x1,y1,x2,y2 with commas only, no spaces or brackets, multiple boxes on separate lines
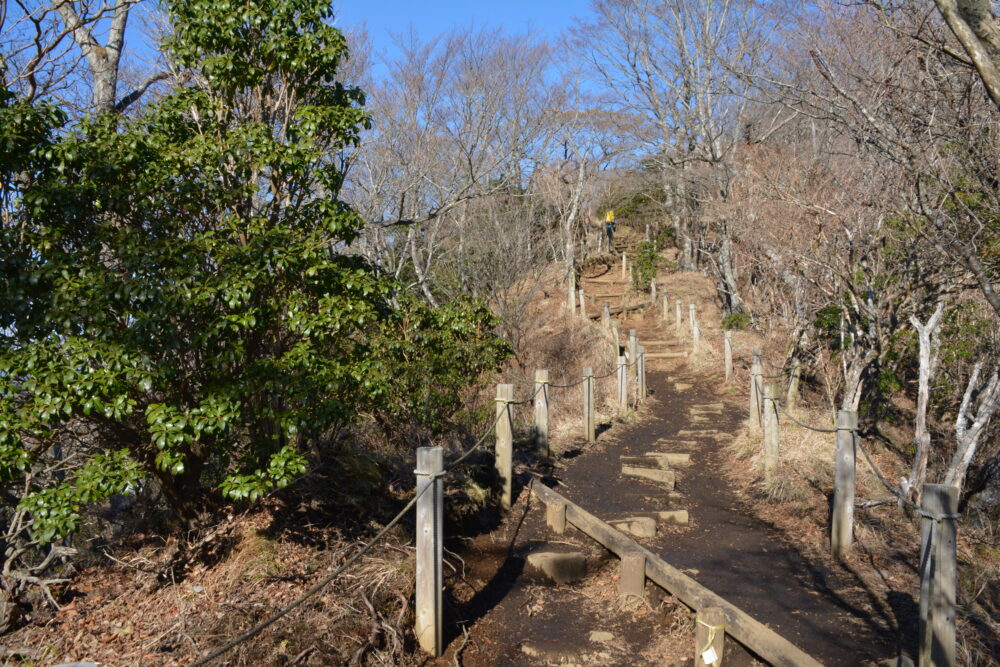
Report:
721,313,752,330
0,0,509,542
631,241,661,291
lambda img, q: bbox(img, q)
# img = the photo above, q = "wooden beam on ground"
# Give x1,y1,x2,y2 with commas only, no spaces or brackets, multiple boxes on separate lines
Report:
531,483,822,667
587,302,648,320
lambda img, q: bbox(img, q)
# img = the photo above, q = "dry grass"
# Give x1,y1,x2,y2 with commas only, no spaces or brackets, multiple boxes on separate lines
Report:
725,404,1000,666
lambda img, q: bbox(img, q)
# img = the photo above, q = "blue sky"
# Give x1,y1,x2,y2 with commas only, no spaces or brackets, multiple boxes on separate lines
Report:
334,0,592,58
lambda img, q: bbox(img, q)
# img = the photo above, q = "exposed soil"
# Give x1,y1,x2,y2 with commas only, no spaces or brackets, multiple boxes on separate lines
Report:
435,272,903,666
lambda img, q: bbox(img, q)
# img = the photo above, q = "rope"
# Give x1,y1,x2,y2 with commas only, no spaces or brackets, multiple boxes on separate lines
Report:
548,377,587,389
773,399,838,434
696,618,725,656
762,357,786,371
193,378,543,664
854,439,960,520
193,352,642,664
190,482,432,666
752,376,836,434
854,438,920,512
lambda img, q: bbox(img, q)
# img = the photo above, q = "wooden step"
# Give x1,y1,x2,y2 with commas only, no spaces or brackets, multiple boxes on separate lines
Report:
646,351,689,359
622,465,676,488
654,439,698,448
621,455,670,470
623,510,690,526
643,452,692,466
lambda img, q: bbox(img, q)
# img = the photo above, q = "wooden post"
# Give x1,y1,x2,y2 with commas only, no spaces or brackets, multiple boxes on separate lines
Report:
675,298,682,334
692,323,700,357
583,366,596,442
546,498,567,534
495,384,514,509
628,329,638,367
786,357,801,412
749,349,762,431
661,294,669,322
567,271,575,314
620,549,645,599
689,304,696,337
919,484,958,667
724,332,733,383
831,410,857,560
763,383,780,485
534,370,550,457
695,607,726,666
650,278,657,304
611,320,621,361
602,301,611,328
415,446,444,656
617,355,628,413
621,253,627,280
578,288,587,318
638,345,647,398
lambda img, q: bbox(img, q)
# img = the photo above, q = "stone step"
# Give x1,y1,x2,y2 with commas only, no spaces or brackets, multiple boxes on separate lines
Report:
653,438,698,448
676,429,722,438
609,516,657,538
646,351,689,359
643,452,692,466
690,403,724,413
620,455,670,470
622,465,676,488
623,510,690,526
525,549,587,585
674,382,694,391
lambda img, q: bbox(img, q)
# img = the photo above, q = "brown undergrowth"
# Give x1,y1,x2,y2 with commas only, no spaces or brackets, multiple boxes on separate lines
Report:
2,497,423,666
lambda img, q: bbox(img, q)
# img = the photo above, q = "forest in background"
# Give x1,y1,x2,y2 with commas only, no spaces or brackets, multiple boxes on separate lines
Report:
2,0,1000,661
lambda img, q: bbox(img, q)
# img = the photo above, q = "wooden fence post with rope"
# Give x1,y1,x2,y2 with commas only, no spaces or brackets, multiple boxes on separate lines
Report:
583,366,596,442
415,446,444,657
919,484,958,667
695,606,726,667
749,349,762,431
617,355,628,413
611,320,621,361
762,383,780,485
638,345,647,398
786,357,801,411
495,384,514,509
534,370,549,457
831,410,857,560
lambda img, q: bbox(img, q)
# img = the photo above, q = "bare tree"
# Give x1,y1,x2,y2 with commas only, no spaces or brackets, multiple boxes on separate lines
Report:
345,28,564,305
2,0,171,112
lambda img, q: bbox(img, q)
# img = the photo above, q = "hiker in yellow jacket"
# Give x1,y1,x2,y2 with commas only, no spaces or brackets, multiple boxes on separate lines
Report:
604,210,616,247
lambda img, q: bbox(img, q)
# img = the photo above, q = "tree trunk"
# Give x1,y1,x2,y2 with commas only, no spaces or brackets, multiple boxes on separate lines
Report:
908,303,945,504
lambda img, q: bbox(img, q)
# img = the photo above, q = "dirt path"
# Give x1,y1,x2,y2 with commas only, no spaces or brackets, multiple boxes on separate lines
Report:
441,272,901,666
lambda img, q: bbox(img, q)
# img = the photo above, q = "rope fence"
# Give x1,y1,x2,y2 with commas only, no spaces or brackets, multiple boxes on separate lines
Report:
192,315,653,663
747,352,960,666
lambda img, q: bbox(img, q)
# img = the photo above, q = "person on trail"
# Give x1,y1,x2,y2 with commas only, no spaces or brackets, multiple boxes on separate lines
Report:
604,210,616,248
